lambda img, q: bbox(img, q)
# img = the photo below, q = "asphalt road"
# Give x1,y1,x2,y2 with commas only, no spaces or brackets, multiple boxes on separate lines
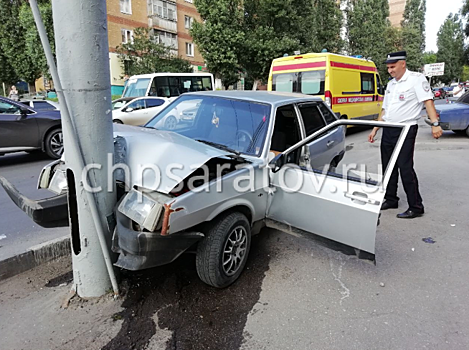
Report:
0,152,68,260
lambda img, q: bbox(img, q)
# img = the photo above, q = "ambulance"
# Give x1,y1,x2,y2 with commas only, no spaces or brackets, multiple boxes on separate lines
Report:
268,52,385,120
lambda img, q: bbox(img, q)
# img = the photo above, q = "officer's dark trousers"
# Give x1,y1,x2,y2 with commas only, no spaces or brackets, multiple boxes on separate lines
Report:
380,124,424,213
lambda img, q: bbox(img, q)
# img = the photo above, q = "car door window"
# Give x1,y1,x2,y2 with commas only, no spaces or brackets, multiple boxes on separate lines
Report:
271,105,302,152
317,103,338,124
145,98,165,108
126,99,145,111
0,101,20,114
297,103,326,136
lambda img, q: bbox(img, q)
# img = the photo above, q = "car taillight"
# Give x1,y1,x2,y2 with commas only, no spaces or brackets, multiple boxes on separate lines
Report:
325,90,332,107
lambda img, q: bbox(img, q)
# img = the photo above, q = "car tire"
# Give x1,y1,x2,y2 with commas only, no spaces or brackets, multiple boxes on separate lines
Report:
196,212,251,288
113,119,123,124
452,130,466,135
466,127,469,138
44,128,63,159
164,116,177,130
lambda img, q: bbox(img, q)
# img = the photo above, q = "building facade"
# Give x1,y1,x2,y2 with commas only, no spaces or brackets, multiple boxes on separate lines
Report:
388,0,406,27
107,0,205,95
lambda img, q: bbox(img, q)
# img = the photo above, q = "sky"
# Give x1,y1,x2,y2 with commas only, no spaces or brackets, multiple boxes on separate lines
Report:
425,0,465,52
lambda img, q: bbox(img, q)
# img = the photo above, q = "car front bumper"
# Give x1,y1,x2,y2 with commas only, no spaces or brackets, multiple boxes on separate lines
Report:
0,176,69,228
112,209,204,271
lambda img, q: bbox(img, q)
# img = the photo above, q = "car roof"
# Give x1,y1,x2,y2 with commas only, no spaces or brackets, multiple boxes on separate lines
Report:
180,91,323,106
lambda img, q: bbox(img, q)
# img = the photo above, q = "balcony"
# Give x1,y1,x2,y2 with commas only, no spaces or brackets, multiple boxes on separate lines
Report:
149,16,177,33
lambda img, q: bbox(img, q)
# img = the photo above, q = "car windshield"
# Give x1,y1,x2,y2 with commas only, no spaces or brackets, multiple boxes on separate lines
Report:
145,95,271,156
122,78,151,97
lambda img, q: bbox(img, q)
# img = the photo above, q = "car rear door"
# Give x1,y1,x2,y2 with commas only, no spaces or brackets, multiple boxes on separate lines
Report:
0,100,39,150
266,120,410,261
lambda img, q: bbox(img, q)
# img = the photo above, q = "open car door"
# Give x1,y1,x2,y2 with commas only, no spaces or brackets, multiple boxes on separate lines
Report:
266,120,410,261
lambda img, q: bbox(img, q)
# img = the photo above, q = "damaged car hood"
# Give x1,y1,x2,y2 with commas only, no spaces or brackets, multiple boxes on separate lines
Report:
113,124,232,194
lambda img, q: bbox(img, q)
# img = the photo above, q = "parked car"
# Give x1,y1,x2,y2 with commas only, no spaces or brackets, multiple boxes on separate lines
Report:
20,99,60,111
112,96,171,126
426,91,469,137
112,97,135,110
432,87,446,99
2,91,409,289
444,86,455,97
0,96,63,158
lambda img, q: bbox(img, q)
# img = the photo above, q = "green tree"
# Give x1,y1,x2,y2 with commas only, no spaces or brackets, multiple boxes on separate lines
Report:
460,65,469,82
312,0,343,53
0,0,46,89
346,0,390,77
241,0,316,88
191,0,244,89
401,0,426,71
18,1,55,79
116,27,192,76
0,51,19,89
423,51,437,64
460,0,469,37
436,14,465,84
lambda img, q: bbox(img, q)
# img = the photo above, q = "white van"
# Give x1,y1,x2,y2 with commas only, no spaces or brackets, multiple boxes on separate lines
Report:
122,73,214,99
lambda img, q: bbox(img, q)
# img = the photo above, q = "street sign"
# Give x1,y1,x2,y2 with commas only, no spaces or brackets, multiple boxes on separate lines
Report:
424,62,445,77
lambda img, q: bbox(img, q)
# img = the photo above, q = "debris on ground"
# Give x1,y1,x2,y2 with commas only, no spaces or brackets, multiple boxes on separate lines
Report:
422,237,436,244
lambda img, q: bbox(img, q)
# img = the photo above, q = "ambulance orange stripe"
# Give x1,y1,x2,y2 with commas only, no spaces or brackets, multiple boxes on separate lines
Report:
330,61,377,72
272,61,326,72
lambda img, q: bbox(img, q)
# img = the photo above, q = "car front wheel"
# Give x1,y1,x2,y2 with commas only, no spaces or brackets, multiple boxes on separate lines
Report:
196,212,251,288
44,128,63,159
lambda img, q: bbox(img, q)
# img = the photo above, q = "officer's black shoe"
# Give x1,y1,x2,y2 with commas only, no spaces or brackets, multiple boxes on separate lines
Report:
381,201,398,210
396,209,424,219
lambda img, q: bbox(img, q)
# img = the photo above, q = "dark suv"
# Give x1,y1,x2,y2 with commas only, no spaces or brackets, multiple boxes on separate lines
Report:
0,96,63,159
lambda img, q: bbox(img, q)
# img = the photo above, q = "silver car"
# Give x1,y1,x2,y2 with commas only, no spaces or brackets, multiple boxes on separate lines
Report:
1,91,409,288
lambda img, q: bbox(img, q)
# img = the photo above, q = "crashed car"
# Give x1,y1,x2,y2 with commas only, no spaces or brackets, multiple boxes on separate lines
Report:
1,91,410,288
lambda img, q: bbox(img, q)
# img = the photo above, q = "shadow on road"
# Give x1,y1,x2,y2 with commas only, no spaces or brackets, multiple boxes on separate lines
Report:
0,152,50,168
103,232,273,350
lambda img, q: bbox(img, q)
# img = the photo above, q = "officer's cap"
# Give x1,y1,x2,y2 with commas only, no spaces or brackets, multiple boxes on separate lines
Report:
384,51,407,64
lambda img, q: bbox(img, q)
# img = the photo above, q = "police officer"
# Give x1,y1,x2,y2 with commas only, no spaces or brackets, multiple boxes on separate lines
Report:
368,51,443,219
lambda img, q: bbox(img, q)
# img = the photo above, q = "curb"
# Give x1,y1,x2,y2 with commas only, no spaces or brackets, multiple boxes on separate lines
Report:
0,235,70,282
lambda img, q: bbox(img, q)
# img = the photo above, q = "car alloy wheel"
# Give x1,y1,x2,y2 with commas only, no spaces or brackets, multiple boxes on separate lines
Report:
45,128,64,159
222,225,248,276
196,212,251,288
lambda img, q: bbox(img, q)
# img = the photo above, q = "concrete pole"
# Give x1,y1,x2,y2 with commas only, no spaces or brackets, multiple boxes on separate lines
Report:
30,0,118,297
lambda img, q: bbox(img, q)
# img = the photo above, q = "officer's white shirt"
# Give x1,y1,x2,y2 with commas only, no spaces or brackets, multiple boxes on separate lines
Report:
382,69,433,125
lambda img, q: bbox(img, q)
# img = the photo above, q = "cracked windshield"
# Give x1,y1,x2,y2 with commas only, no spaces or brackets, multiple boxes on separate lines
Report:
146,95,271,156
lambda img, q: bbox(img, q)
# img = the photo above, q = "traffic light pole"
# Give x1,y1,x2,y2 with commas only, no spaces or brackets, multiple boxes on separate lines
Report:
29,0,119,297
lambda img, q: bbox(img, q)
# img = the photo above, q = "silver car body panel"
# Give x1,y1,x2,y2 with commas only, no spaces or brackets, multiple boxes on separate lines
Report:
113,124,232,194
266,119,410,255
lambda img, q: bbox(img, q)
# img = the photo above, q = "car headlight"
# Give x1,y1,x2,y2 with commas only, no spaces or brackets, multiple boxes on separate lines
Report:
118,188,164,232
48,169,68,195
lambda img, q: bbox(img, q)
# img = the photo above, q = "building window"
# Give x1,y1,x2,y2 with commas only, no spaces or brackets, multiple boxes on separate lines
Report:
155,30,178,50
184,16,193,29
152,0,177,22
186,42,194,57
120,0,132,14
121,29,134,44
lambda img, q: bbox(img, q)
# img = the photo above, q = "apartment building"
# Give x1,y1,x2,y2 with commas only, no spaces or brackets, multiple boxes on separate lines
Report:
389,0,406,27
107,0,205,95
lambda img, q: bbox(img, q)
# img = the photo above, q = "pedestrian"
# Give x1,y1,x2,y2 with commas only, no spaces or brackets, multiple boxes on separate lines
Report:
453,83,465,98
8,85,19,101
368,51,443,219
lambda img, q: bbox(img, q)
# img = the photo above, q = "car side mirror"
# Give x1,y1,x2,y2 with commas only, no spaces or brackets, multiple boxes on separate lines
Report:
125,107,134,113
378,86,385,95
269,153,285,173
